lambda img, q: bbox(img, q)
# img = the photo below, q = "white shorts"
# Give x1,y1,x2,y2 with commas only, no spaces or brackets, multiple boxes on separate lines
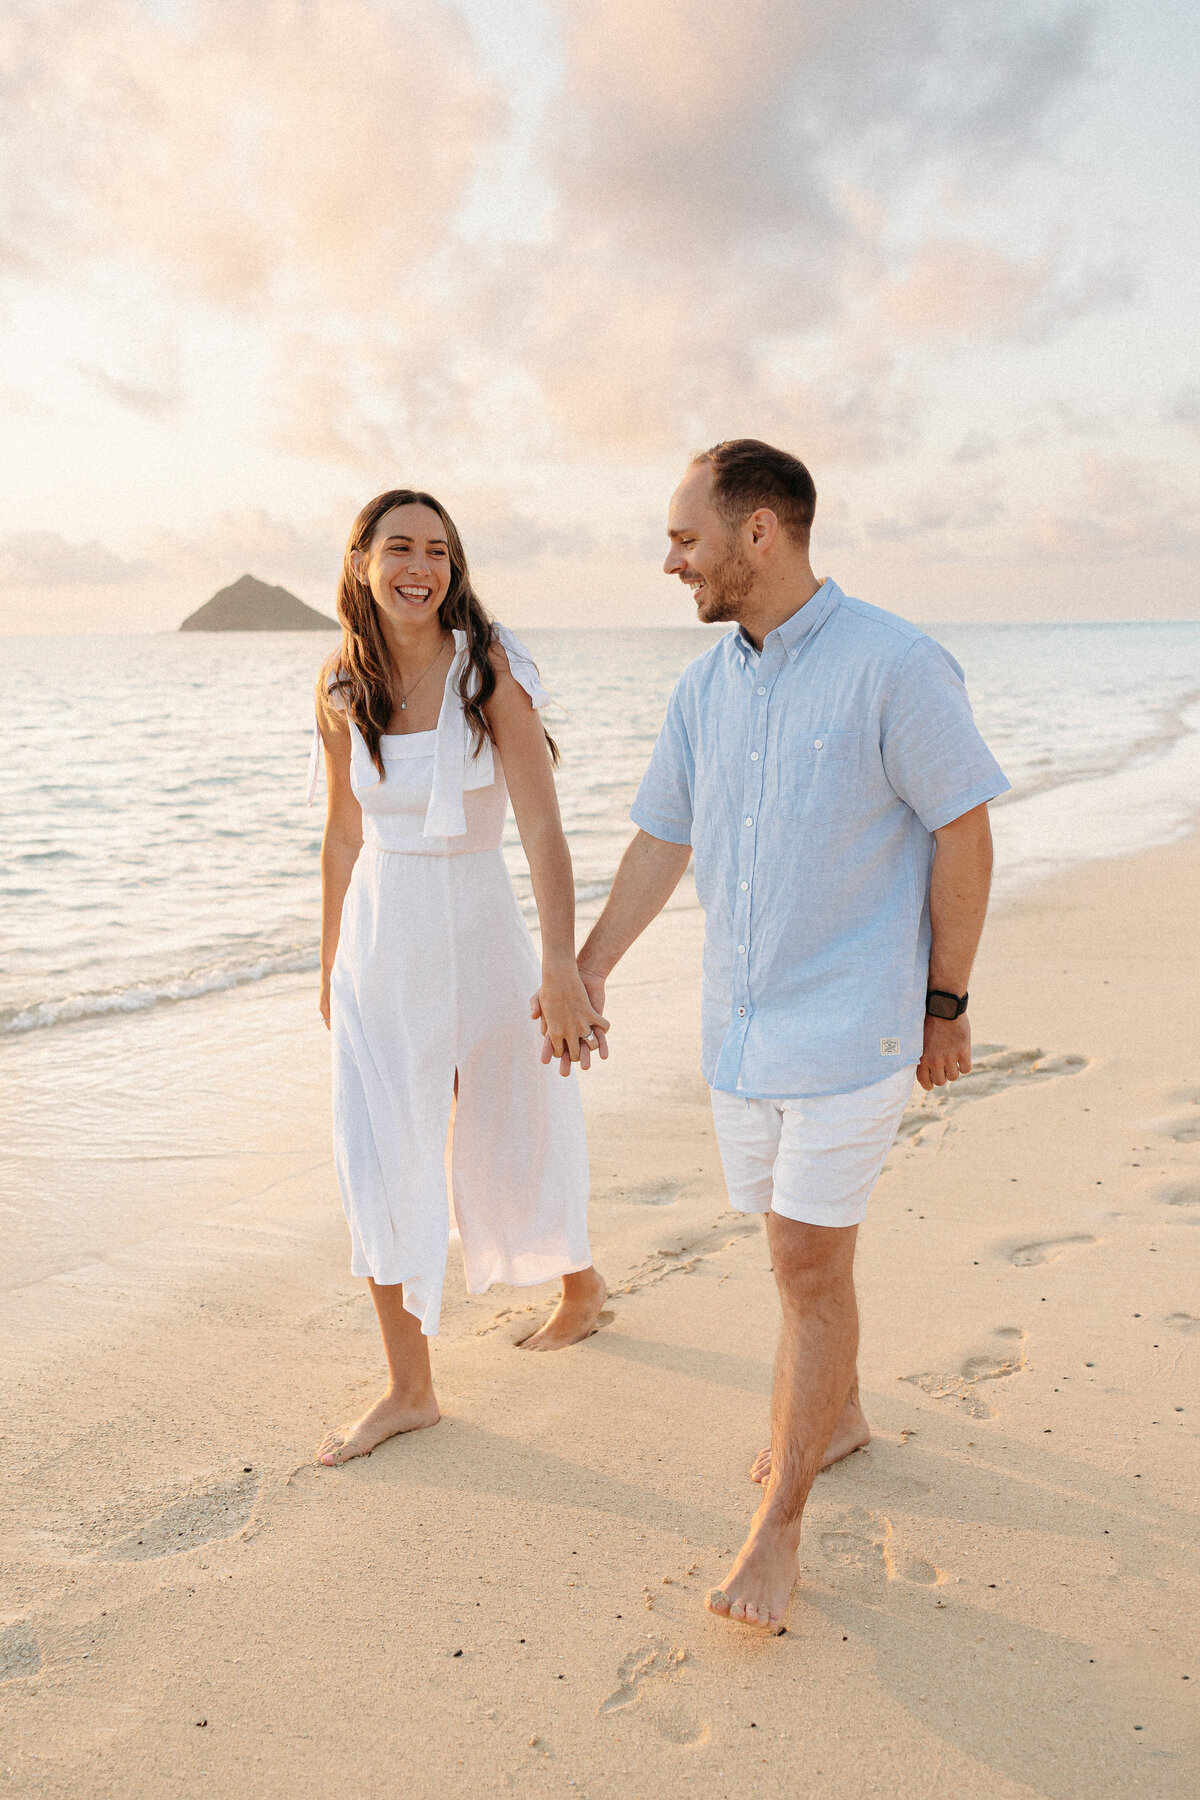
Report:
709,1067,915,1229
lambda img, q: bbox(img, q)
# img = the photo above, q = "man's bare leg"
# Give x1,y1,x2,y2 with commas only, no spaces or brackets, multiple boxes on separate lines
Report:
317,1279,441,1465
707,1218,859,1631
515,1266,608,1350
748,1376,870,1484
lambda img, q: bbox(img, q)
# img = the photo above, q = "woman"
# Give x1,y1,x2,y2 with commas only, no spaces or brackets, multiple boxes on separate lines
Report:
307,488,608,1467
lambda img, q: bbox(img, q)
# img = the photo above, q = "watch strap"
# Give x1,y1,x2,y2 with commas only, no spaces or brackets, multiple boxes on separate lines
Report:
926,988,968,1020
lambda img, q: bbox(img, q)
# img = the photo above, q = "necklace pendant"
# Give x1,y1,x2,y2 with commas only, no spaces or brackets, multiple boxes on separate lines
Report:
400,699,407,710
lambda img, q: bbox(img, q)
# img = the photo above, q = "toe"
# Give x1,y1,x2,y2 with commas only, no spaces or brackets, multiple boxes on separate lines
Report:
706,1588,731,1616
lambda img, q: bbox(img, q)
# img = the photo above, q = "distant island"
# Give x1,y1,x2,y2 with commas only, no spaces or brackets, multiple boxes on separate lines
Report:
179,573,338,632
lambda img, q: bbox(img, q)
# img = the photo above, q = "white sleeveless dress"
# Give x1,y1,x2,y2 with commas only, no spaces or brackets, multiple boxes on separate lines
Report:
306,626,591,1336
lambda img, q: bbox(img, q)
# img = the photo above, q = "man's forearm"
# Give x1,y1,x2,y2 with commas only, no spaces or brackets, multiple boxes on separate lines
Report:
927,804,993,994
917,804,993,1090
578,829,692,978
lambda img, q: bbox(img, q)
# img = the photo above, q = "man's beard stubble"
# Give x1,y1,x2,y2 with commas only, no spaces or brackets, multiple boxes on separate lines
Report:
694,536,756,624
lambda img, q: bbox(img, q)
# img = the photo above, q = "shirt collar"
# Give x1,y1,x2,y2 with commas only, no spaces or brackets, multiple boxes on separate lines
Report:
733,578,840,666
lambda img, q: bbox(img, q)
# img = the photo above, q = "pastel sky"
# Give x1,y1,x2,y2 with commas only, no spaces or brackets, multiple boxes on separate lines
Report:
2,0,1197,632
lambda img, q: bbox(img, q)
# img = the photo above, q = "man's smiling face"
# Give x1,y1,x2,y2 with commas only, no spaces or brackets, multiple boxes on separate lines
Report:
354,502,452,628
663,462,755,624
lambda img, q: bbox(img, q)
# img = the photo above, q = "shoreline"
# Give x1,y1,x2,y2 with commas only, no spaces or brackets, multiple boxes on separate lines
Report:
2,823,1199,1795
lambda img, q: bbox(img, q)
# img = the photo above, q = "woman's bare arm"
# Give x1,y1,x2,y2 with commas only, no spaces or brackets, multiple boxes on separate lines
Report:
316,694,363,1029
484,649,608,1072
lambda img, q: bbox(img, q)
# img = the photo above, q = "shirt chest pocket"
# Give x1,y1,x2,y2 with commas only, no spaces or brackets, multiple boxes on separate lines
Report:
771,726,864,824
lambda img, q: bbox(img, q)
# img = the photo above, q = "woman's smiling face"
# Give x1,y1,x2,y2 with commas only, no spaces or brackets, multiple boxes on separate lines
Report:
353,501,452,629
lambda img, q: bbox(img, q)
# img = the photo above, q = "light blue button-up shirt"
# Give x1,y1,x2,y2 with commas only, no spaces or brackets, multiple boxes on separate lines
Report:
630,580,1009,1099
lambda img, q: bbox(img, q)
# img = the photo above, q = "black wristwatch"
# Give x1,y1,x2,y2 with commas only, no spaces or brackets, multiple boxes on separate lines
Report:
926,989,968,1020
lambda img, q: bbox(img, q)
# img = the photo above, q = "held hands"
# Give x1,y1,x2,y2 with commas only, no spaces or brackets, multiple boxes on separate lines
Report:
530,962,610,1077
916,1013,971,1091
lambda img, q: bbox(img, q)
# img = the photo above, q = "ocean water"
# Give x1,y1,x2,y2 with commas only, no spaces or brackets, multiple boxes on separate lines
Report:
3,621,1200,1042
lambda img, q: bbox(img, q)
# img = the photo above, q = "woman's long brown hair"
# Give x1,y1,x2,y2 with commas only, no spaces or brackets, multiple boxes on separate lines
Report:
319,489,556,776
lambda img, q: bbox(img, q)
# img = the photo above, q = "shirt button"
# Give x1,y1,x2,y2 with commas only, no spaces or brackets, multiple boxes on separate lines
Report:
737,944,746,954
813,737,824,749
740,880,749,891
745,816,753,827
750,750,759,761
738,1005,746,1017
757,686,766,695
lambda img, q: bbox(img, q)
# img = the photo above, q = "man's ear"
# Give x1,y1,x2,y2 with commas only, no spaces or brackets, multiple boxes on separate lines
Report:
748,508,779,551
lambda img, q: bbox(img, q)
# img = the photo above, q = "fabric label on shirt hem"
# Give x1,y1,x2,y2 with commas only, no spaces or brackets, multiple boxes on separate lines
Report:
880,1038,901,1055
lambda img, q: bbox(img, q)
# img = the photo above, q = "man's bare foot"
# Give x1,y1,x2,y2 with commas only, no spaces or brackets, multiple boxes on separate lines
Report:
749,1392,870,1485
516,1267,607,1351
316,1387,440,1466
706,1503,799,1632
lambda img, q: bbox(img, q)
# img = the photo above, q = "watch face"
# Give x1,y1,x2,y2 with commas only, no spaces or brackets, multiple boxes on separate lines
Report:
926,992,960,1020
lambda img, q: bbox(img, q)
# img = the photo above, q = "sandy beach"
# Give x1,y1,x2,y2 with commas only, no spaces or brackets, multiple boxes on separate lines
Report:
2,830,1198,1800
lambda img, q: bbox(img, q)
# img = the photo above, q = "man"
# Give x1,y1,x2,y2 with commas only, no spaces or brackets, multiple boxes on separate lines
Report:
574,439,1008,1631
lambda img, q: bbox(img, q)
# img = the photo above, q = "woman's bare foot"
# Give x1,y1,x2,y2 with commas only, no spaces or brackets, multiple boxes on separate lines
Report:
317,1387,440,1466
749,1391,870,1484
516,1267,607,1351
706,1502,799,1633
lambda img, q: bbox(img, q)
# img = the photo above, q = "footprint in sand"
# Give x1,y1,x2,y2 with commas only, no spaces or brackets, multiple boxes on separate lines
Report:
100,1470,260,1562
817,1508,944,1585
1165,1312,1200,1335
616,1218,760,1297
610,1179,683,1207
1009,1235,1097,1267
654,1706,711,1746
477,1220,760,1327
895,1048,1088,1147
598,1641,688,1716
1153,1181,1200,1209
1158,1094,1200,1143
903,1327,1027,1419
302,1294,376,1335
0,1621,41,1682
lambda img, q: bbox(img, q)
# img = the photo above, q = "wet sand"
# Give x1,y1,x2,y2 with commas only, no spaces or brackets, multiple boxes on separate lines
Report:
1,839,1198,1798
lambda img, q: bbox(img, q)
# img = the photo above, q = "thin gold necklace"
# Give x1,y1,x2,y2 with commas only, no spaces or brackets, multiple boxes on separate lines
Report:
396,635,451,712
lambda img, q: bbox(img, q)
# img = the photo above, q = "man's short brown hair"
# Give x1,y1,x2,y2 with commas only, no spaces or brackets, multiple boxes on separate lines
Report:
692,439,817,545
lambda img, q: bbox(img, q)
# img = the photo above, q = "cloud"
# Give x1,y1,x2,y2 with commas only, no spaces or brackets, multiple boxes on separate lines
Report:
0,531,148,589
952,430,999,464
148,506,348,607
0,0,501,311
880,242,1045,340
78,365,183,420
0,0,1102,471
506,0,1102,453
862,490,1006,547
1027,452,1200,562
878,240,1132,345
1169,386,1200,434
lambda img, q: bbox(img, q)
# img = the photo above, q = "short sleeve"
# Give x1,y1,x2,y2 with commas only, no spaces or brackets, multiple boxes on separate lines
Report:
881,636,1009,831
305,672,349,804
629,680,695,845
492,623,552,710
